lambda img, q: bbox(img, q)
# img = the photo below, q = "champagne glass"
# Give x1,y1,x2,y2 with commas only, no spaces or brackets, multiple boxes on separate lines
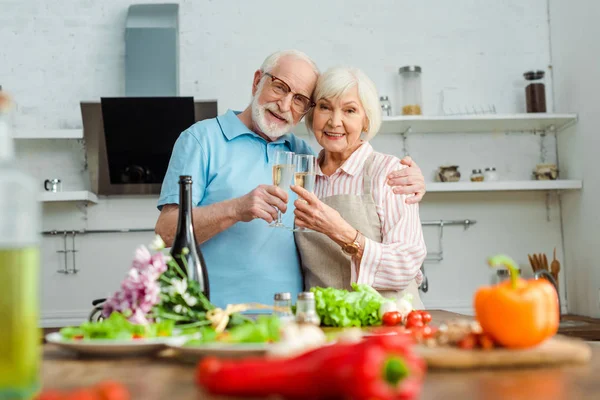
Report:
270,150,294,228
291,154,316,233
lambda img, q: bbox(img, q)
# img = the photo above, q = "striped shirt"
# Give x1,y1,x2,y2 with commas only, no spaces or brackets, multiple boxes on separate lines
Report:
314,142,426,291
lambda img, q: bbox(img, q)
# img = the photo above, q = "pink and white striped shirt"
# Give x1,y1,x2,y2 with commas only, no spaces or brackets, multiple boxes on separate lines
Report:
314,142,426,291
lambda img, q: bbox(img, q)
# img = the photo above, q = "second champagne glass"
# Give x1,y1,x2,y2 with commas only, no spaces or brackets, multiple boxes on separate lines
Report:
292,154,316,233
270,150,294,228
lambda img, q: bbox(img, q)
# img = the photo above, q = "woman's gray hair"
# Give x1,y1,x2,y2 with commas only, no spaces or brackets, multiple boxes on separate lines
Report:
305,66,382,140
260,50,320,76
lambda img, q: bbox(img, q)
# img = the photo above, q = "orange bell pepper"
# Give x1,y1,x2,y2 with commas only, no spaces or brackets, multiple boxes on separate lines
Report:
474,254,559,349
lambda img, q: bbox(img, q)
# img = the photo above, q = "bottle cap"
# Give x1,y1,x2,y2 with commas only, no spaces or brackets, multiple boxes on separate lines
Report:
297,292,314,300
274,292,291,301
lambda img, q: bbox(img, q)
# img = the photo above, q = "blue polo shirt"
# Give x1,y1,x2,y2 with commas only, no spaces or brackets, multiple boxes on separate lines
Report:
158,110,315,308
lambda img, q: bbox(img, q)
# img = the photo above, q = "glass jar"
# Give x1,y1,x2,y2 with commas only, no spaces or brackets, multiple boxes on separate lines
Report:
380,96,392,116
470,169,484,182
524,70,546,113
273,292,294,323
294,292,320,326
483,167,499,182
496,268,521,284
398,66,422,115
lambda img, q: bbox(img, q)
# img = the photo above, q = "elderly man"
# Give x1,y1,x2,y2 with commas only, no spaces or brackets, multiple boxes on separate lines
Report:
155,50,426,307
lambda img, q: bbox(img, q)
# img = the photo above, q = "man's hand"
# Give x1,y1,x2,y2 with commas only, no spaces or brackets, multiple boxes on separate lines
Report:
234,185,288,223
387,156,426,204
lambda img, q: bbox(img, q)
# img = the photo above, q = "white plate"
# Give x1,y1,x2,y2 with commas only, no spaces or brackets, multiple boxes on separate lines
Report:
166,340,271,359
45,332,186,357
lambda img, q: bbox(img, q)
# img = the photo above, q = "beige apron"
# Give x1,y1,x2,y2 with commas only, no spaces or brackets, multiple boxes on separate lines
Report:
295,153,424,309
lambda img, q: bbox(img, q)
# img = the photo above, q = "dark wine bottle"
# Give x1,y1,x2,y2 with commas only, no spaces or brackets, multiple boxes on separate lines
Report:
170,175,210,300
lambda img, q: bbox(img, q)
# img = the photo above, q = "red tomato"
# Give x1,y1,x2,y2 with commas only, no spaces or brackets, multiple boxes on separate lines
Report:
405,311,423,328
420,311,432,324
94,381,130,400
36,390,65,400
63,389,100,400
382,311,402,326
131,334,144,340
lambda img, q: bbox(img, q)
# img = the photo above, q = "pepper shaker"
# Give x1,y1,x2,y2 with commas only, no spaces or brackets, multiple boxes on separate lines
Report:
380,96,392,116
294,292,320,326
273,292,294,323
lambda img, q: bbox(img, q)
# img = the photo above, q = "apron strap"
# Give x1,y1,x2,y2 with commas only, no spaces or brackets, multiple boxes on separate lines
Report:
362,153,377,195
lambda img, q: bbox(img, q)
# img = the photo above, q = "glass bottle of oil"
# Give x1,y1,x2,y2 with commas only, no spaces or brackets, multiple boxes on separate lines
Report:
0,89,42,398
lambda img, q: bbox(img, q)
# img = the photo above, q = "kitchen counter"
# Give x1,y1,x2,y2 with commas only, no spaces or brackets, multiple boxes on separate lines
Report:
41,310,600,399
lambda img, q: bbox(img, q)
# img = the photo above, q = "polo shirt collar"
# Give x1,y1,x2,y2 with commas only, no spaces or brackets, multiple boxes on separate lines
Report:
217,109,295,147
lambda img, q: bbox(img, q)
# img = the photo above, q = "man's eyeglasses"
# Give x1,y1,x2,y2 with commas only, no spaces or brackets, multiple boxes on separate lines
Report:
263,72,315,114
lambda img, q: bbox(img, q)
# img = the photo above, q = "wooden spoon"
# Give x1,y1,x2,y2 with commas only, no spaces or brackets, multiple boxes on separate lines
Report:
551,247,561,283
528,254,538,273
542,253,549,271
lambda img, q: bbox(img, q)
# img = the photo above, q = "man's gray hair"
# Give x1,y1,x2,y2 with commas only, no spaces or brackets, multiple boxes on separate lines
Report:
305,66,382,140
260,50,320,76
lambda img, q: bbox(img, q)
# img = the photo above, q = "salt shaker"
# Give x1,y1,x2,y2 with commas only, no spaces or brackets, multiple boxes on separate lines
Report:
483,167,499,182
380,96,392,116
273,292,294,323
294,292,320,326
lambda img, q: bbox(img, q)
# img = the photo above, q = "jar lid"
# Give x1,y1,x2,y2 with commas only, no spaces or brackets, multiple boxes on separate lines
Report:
497,268,521,277
274,292,291,301
399,66,422,74
297,292,314,300
484,167,496,171
524,70,545,80
380,96,389,100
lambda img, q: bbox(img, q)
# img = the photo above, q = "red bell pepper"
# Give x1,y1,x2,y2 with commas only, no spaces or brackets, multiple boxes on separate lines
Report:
196,335,426,400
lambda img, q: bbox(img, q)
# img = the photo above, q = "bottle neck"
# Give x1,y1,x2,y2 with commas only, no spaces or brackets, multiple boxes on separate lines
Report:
175,182,194,238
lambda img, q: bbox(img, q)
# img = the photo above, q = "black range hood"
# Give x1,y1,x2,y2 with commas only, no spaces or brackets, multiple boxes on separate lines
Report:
81,97,217,195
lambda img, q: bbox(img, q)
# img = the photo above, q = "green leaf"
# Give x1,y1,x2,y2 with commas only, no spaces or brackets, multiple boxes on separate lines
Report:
310,284,387,327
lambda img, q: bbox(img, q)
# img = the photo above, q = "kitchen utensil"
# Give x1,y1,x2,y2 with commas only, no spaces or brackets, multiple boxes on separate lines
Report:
528,254,538,273
551,247,561,283
437,166,461,182
542,253,549,271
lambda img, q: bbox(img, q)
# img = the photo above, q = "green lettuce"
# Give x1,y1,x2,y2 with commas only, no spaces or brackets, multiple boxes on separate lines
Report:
311,283,388,327
59,312,175,340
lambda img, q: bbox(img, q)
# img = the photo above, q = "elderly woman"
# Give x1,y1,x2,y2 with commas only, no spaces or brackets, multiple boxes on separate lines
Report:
291,66,427,308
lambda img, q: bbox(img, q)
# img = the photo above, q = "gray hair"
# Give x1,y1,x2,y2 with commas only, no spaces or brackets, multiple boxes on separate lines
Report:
305,66,382,140
260,50,320,76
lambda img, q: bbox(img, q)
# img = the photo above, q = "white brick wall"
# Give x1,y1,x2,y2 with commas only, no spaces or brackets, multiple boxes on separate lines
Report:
2,0,575,322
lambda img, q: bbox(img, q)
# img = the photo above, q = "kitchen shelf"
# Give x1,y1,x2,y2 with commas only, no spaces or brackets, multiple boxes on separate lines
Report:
39,191,98,204
293,113,578,136
14,129,83,139
427,180,582,193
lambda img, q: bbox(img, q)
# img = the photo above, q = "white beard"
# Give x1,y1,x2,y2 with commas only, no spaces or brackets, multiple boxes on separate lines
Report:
251,80,295,140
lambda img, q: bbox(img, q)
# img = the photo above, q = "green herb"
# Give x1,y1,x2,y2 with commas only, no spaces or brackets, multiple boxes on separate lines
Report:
185,315,281,345
59,312,175,340
311,283,387,327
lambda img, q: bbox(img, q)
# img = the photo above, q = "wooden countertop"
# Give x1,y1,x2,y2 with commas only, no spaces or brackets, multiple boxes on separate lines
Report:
41,310,600,400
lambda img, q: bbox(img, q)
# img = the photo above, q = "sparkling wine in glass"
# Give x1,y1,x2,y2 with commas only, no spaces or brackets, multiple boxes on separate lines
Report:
292,154,317,232
270,150,294,228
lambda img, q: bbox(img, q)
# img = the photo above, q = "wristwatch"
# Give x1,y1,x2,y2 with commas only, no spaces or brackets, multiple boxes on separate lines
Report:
341,230,362,255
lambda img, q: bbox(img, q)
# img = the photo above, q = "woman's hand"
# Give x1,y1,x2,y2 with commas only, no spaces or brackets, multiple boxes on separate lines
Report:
290,185,356,244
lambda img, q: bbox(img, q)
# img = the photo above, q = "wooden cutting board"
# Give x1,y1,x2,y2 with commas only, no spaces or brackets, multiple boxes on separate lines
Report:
416,335,592,369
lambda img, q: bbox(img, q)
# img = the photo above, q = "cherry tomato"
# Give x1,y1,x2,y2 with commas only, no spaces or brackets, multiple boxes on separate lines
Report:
405,311,423,328
36,390,65,400
382,311,402,326
63,389,100,400
457,333,477,350
131,334,144,340
94,381,130,400
420,311,432,324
